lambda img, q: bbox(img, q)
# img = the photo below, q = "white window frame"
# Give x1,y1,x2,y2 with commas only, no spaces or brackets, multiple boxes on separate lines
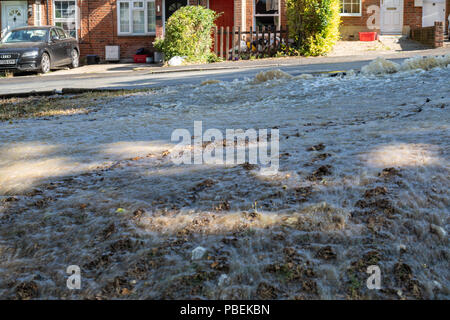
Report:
53,0,79,38
117,0,156,36
340,0,362,17
253,0,281,30
34,3,42,26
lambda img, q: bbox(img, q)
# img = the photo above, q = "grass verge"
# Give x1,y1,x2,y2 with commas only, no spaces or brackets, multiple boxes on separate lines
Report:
0,89,152,121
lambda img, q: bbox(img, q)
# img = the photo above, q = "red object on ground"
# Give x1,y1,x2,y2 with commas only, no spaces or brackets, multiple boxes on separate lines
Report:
133,54,148,63
359,32,378,41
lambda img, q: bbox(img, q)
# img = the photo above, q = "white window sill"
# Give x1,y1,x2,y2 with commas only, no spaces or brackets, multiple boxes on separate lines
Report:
340,13,362,17
117,32,156,36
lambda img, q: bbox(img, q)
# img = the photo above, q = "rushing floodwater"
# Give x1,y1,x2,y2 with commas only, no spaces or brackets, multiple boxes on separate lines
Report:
0,57,449,299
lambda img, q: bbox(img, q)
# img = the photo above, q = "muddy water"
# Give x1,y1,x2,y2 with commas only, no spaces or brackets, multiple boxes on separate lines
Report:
0,60,449,299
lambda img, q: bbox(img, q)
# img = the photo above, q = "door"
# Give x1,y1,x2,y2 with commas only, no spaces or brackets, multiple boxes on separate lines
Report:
380,0,403,34
209,0,234,59
56,28,72,64
49,28,66,66
164,0,187,22
1,1,28,35
422,0,446,27
209,0,234,29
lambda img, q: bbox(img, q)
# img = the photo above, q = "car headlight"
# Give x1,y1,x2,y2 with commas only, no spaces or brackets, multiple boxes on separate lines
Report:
22,50,39,58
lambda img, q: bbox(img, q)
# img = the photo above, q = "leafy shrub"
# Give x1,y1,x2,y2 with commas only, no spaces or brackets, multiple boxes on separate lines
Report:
286,0,341,56
153,6,219,63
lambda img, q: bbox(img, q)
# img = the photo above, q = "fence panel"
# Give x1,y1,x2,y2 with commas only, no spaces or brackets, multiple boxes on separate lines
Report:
213,27,290,60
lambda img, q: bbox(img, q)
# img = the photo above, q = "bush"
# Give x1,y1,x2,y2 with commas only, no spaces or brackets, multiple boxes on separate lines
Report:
153,6,219,63
286,0,341,56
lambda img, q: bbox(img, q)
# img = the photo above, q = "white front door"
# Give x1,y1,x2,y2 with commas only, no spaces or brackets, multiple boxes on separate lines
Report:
1,1,28,36
380,0,403,34
422,0,446,27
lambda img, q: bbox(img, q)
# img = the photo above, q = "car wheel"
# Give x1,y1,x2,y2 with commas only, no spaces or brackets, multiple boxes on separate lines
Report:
40,53,51,74
70,49,79,69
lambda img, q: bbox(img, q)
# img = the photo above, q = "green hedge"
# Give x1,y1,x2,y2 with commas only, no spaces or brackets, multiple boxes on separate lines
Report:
153,6,219,63
287,0,341,56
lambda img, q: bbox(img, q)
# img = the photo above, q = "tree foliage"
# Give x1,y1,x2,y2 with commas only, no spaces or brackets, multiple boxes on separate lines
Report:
286,0,341,56
153,5,219,63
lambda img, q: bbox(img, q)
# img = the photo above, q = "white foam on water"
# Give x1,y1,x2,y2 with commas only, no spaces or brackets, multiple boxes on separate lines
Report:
254,69,293,83
362,54,450,75
0,56,449,299
361,57,400,75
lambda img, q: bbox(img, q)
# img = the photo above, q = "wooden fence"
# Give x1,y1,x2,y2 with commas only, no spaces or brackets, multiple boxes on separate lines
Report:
212,26,290,60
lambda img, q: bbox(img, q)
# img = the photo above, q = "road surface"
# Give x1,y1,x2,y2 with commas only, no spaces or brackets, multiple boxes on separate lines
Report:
1,47,449,95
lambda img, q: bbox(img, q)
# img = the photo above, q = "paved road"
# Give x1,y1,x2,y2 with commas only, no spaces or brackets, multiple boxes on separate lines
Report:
1,48,449,95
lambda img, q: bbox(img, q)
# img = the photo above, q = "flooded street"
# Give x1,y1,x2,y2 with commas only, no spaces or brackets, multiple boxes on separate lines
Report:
0,56,449,299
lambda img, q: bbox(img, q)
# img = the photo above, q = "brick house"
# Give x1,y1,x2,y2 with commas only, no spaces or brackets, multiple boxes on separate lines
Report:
0,0,448,60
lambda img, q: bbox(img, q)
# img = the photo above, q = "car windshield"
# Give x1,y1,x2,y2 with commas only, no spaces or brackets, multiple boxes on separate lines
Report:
1,29,48,43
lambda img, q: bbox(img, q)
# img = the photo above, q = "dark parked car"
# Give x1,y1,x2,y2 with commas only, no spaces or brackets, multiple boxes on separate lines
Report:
0,26,79,74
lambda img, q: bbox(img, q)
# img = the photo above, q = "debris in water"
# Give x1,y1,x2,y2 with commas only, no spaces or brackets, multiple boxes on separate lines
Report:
312,153,331,162
241,162,258,170
133,208,145,219
110,238,133,252
201,79,221,86
101,223,116,240
16,281,39,300
378,167,401,178
193,179,216,191
307,143,326,151
308,165,332,181
315,246,337,260
394,262,413,282
364,186,388,198
3,196,18,202
256,282,279,299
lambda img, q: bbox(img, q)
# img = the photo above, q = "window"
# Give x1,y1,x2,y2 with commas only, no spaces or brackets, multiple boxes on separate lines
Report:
2,29,48,43
254,0,279,29
34,3,42,26
53,0,78,38
118,0,156,35
340,0,361,16
56,28,67,39
50,29,59,40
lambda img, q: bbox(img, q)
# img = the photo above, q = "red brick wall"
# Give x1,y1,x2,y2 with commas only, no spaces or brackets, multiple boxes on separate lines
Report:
280,0,286,29
404,0,422,29
77,0,164,60
340,0,380,31
14,0,161,60
245,0,252,29
234,0,241,29
411,21,444,47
